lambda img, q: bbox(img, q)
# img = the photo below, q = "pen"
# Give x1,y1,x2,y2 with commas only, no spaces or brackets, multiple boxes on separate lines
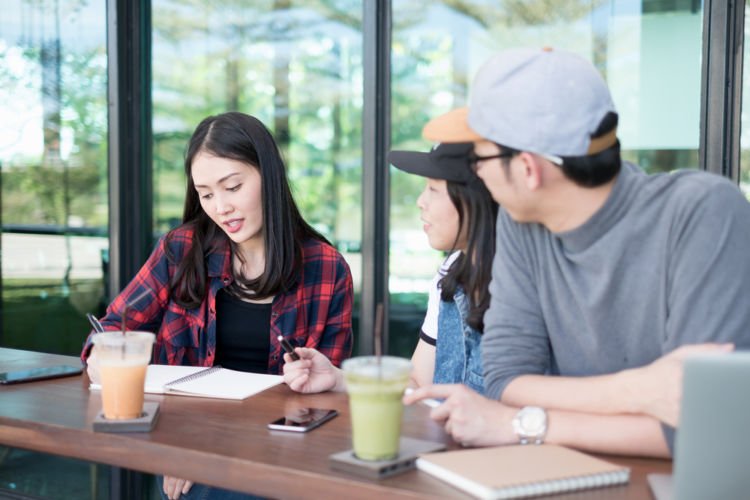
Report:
86,313,105,333
404,387,443,408
277,335,300,361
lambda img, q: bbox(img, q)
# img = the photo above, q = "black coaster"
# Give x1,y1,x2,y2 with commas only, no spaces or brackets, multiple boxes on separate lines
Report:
93,402,160,433
329,437,445,479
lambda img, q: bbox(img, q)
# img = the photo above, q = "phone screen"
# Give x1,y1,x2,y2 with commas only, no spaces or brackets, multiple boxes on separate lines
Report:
267,408,338,432
0,365,83,385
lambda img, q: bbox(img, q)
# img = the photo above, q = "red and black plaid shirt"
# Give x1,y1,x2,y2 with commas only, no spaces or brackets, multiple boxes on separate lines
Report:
81,226,353,374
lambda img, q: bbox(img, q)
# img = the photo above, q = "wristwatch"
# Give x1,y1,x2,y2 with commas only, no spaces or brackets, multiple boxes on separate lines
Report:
512,406,548,445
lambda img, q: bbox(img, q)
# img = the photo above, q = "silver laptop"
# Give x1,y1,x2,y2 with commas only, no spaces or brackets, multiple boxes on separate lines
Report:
648,352,750,500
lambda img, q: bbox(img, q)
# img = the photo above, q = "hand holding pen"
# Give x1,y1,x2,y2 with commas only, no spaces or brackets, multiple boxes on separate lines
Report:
277,335,300,361
280,343,345,393
404,387,443,408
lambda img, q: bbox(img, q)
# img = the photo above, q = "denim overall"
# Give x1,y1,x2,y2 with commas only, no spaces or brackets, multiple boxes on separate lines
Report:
432,287,485,394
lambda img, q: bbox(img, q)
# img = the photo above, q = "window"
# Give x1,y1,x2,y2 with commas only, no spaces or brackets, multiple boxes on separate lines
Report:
151,0,364,323
741,2,750,198
0,0,109,354
389,0,704,356
0,2,110,496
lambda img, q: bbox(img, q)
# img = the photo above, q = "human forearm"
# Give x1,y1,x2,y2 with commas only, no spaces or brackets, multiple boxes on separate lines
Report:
546,410,670,458
405,384,670,457
499,375,672,456
503,343,734,428
409,340,435,388
501,371,641,416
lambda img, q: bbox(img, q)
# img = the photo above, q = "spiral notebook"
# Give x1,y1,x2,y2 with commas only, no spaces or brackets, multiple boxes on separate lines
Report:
90,365,282,400
416,444,629,499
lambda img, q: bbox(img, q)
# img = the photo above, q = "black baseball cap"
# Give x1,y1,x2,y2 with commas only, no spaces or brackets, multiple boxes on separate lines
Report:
387,142,474,183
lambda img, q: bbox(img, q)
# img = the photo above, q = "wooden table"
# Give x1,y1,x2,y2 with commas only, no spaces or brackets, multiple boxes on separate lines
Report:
0,348,670,499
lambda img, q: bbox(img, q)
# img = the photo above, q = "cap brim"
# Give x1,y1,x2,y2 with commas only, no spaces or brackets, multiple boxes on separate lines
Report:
388,142,475,183
387,150,435,178
422,107,484,143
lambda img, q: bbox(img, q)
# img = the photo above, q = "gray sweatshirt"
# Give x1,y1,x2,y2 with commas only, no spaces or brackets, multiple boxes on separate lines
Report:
482,162,750,402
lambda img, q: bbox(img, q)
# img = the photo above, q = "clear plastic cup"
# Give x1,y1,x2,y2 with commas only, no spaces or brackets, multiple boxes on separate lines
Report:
92,331,155,420
342,356,412,461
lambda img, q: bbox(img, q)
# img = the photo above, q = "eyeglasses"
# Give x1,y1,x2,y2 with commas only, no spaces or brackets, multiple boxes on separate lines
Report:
467,151,516,173
467,150,564,173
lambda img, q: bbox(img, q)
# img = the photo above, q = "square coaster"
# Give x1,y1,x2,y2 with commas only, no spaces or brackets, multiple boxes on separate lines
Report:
330,437,446,479
93,401,160,433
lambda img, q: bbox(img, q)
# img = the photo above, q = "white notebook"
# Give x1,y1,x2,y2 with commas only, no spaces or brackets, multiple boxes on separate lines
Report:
90,365,282,400
417,444,630,500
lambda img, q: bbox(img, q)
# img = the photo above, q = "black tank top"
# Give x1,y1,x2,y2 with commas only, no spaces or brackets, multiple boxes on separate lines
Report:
214,289,272,373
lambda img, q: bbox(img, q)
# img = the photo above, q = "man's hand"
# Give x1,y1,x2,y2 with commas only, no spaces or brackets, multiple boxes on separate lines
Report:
162,476,193,500
629,343,734,426
404,384,518,447
282,347,345,393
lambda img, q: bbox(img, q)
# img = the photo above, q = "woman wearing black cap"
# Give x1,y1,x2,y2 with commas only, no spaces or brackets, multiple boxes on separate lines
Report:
282,143,498,395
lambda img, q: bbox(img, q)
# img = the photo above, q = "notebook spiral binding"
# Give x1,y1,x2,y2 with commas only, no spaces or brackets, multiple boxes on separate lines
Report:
164,365,223,387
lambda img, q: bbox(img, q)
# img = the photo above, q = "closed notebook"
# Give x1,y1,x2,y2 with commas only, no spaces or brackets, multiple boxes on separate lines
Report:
90,365,282,400
416,444,630,500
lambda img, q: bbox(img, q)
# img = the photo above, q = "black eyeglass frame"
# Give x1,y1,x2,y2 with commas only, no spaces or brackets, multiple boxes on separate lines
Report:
467,149,516,173
468,145,564,173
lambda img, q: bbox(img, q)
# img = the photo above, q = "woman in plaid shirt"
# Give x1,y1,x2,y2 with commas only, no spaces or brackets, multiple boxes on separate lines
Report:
82,112,353,500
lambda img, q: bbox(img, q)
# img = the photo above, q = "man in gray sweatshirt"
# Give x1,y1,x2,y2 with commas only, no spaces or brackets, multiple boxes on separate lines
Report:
404,47,750,457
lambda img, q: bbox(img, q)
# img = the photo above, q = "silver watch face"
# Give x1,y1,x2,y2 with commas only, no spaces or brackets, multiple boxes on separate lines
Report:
513,406,547,443
519,407,546,433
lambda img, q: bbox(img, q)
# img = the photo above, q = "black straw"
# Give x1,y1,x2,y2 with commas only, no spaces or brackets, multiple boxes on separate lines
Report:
120,287,152,336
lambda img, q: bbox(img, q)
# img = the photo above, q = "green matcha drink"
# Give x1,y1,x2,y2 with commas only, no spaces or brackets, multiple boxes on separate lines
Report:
342,356,411,461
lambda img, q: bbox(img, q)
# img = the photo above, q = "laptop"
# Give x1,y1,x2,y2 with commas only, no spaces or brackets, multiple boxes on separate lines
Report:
648,352,750,500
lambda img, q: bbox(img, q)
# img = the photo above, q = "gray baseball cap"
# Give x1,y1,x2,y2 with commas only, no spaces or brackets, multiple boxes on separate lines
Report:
422,47,618,158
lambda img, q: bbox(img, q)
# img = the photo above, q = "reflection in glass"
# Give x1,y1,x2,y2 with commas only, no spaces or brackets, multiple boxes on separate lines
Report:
390,0,704,356
741,3,750,198
0,1,110,496
0,0,109,354
151,0,363,300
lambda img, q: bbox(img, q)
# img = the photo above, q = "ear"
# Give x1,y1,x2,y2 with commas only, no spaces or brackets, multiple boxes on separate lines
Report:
517,152,543,191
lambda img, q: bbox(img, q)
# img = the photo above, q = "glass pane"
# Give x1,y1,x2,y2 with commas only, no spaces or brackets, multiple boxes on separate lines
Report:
741,2,750,198
151,0,364,338
390,0,704,356
0,2,109,353
0,2,110,497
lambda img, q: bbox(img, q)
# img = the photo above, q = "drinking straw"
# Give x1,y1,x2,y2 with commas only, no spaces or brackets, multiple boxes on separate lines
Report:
121,303,128,337
86,313,105,334
374,303,383,379
120,303,128,359
120,287,152,336
119,288,151,357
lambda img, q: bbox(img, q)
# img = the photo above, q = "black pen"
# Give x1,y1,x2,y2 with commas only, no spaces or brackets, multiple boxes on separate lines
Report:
86,313,105,333
277,335,300,361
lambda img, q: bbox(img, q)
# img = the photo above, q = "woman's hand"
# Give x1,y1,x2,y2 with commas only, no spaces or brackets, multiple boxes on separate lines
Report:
282,347,345,393
86,348,101,384
162,476,193,500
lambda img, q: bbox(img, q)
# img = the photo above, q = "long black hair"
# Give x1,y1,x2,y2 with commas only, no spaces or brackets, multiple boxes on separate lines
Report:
439,177,499,332
167,112,328,308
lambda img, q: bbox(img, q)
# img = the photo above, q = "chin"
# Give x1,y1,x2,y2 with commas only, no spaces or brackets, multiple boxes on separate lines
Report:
429,241,451,252
234,230,263,246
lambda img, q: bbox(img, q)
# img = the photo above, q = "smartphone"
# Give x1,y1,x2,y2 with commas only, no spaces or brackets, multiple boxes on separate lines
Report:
267,408,338,433
0,365,83,385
